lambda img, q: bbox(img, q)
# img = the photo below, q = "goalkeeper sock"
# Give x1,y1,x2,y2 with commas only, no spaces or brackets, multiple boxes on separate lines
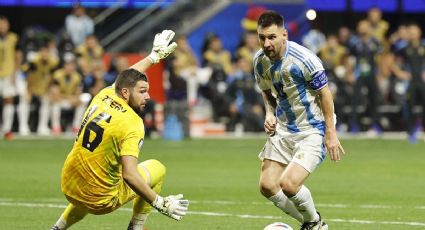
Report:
53,203,88,229
288,185,320,222
269,190,303,223
128,213,149,230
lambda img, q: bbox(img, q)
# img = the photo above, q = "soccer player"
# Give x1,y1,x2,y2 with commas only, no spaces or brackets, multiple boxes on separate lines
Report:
254,11,345,230
50,30,189,230
49,60,86,135
0,16,26,139
23,45,59,135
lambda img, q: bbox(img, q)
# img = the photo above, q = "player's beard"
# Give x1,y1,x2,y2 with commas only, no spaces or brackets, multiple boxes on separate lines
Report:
128,93,145,114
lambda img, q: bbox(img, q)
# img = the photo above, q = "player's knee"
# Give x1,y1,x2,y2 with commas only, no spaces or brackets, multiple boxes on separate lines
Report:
141,159,166,179
259,178,277,197
280,179,300,196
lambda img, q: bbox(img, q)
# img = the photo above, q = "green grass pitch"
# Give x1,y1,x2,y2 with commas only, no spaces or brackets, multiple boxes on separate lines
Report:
0,138,424,229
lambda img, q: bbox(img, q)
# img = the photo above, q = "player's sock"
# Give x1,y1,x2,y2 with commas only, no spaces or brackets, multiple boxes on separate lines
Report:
288,185,320,222
268,190,304,223
130,159,166,229
53,203,88,229
18,98,30,135
128,213,149,230
2,104,14,133
37,98,50,134
51,103,61,130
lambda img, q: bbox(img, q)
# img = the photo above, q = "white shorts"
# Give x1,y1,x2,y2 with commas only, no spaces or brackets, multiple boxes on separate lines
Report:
258,129,326,173
0,72,26,98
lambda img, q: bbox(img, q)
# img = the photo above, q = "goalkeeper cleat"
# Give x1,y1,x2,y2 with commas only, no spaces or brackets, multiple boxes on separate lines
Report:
50,226,60,230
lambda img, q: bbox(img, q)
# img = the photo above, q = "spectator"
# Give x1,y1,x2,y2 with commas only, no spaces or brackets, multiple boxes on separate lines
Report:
302,28,326,54
164,57,190,138
203,34,232,75
65,4,94,46
389,24,409,53
20,27,39,63
81,58,105,97
58,31,76,65
236,31,260,65
318,34,349,129
367,7,389,44
105,56,129,86
346,20,383,133
173,35,200,105
226,57,263,132
75,34,103,70
338,26,354,48
397,23,425,143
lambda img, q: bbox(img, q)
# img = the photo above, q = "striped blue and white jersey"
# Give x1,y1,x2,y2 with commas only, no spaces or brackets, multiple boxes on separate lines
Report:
253,41,328,134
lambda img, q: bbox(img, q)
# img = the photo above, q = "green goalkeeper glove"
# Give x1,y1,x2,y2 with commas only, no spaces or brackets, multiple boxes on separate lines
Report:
152,194,189,221
148,29,178,64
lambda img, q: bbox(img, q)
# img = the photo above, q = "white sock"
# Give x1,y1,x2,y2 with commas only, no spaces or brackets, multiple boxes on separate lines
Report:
288,185,320,223
2,104,15,133
129,213,148,230
38,98,50,132
269,190,304,223
51,103,61,128
54,216,66,229
18,98,30,133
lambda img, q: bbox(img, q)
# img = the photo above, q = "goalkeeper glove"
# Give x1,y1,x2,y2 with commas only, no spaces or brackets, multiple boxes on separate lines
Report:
148,29,178,64
152,194,189,221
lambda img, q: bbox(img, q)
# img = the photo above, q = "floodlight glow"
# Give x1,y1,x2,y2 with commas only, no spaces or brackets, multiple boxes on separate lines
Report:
306,9,317,21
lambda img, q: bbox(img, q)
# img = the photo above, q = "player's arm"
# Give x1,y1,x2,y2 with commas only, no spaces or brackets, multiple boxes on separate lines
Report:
317,84,345,161
129,30,177,74
122,155,189,221
261,89,277,135
122,155,157,202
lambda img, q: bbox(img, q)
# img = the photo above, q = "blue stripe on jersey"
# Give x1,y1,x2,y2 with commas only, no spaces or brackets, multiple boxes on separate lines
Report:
288,50,314,72
306,59,315,71
290,64,325,135
270,60,300,133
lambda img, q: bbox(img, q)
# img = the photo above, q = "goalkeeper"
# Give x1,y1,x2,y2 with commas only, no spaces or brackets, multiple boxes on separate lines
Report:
50,30,188,230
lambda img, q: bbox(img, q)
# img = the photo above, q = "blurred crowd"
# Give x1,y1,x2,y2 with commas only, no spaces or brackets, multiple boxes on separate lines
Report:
0,6,424,142
0,5,123,140
166,7,425,143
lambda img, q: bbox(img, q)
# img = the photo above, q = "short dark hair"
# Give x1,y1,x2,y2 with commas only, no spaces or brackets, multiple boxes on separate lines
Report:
257,10,284,28
115,69,148,94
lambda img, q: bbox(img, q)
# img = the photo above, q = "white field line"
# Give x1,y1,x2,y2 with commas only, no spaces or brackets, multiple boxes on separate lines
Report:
190,200,425,210
1,198,424,210
0,201,425,227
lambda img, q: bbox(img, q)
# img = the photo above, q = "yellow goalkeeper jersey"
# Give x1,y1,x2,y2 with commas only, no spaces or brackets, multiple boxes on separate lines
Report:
61,86,145,208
